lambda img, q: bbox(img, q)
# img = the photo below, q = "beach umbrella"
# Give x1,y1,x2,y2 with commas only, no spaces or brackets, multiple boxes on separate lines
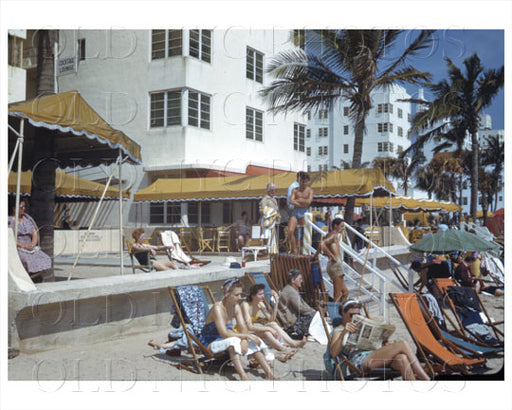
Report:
409,229,499,254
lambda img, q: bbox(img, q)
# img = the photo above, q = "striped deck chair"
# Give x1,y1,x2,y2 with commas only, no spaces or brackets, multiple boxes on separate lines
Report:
390,292,486,377
168,285,228,374
433,278,503,346
416,293,502,357
319,304,399,381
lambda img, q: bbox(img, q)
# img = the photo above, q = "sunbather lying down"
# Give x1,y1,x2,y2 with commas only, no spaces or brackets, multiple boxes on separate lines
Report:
149,279,279,380
328,300,430,381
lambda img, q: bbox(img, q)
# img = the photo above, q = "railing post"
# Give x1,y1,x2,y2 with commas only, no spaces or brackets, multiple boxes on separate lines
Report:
380,276,386,317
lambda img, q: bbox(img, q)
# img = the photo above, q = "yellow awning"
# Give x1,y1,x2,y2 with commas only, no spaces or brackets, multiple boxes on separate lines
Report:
355,196,462,212
8,171,129,200
134,168,395,202
9,90,142,166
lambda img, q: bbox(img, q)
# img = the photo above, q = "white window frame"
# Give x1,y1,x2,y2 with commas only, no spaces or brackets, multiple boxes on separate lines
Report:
188,89,211,130
246,107,263,142
246,46,263,83
343,125,349,135
151,29,183,60
150,89,183,128
189,29,211,63
294,123,305,152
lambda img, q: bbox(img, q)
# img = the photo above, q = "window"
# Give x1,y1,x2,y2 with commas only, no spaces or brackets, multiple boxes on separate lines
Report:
318,146,328,155
462,181,468,189
344,144,349,154
398,108,403,119
150,202,181,224
343,107,349,116
397,145,403,154
306,147,311,156
398,126,403,137
166,203,181,224
150,90,182,128
188,202,210,225
307,111,311,120
307,165,311,172
318,127,328,137
151,30,182,60
189,29,211,62
78,38,86,61
222,202,232,224
377,142,393,152
377,103,393,114
377,123,393,133
462,197,468,205
294,123,305,152
149,203,165,224
246,47,263,83
188,90,211,129
306,129,311,138
343,125,349,135
408,113,412,122
246,107,263,141
293,29,306,49
318,109,328,119
499,196,503,202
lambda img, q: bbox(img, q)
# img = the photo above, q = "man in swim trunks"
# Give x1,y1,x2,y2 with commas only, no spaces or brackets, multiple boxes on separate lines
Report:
321,217,349,303
288,172,313,254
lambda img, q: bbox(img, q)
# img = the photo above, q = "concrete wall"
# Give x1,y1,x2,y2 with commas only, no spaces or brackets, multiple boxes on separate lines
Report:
9,264,269,353
54,229,122,256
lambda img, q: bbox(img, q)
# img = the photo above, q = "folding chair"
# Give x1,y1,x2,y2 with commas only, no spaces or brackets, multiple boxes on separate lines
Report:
179,227,195,253
318,304,399,381
161,230,211,267
197,227,214,253
246,272,279,311
216,226,231,252
433,278,503,345
416,293,502,357
390,292,486,377
126,239,154,274
168,285,228,374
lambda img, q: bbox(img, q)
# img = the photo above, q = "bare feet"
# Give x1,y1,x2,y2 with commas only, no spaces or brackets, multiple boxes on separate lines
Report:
148,339,158,349
295,336,307,348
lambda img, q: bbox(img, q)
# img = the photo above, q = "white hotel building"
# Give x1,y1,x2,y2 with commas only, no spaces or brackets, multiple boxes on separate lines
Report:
306,84,413,189
56,29,307,226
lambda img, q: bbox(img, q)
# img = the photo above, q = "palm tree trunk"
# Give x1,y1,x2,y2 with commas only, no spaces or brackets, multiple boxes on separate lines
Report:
470,131,479,219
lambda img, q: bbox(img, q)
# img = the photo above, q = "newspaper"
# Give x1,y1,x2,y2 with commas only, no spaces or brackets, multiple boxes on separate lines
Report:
343,314,396,351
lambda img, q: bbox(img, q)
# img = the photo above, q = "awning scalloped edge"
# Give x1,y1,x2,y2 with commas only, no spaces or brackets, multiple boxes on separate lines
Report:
9,112,142,165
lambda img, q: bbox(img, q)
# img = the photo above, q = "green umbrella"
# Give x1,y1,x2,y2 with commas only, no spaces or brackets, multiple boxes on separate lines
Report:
409,229,499,254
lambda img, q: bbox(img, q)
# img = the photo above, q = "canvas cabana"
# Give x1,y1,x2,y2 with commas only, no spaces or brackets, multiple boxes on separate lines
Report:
8,90,142,280
8,170,130,201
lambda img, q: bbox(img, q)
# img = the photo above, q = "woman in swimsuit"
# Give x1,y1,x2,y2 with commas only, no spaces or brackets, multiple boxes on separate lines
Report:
241,284,306,362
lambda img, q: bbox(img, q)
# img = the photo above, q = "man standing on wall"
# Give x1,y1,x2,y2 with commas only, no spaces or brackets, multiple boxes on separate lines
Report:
288,172,314,255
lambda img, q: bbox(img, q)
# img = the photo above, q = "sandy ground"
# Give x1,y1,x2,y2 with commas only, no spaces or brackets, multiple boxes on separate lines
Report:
8,257,504,382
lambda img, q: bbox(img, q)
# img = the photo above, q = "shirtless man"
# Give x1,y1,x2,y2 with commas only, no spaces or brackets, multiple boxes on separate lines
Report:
320,217,349,303
288,172,314,254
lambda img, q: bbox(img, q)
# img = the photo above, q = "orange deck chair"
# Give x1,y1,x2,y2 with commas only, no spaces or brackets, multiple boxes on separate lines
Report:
390,292,486,376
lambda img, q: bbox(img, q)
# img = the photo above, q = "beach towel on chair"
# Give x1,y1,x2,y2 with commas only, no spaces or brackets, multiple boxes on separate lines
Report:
161,230,192,264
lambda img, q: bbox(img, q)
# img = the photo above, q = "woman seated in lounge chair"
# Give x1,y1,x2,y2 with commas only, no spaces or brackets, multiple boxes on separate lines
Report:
131,228,178,271
150,279,278,380
241,284,306,362
327,300,430,381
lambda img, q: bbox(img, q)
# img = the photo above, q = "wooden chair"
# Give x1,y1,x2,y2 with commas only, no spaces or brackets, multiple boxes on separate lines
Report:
126,239,154,274
215,226,231,252
197,227,214,253
364,226,381,246
167,285,228,374
433,278,503,345
179,227,195,253
390,292,486,377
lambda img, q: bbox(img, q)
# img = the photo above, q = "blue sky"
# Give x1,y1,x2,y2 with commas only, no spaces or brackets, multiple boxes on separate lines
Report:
398,29,504,129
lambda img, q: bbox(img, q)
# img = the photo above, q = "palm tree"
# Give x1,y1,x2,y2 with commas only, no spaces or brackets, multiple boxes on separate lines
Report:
31,29,58,277
406,54,503,218
481,134,504,211
261,29,434,225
